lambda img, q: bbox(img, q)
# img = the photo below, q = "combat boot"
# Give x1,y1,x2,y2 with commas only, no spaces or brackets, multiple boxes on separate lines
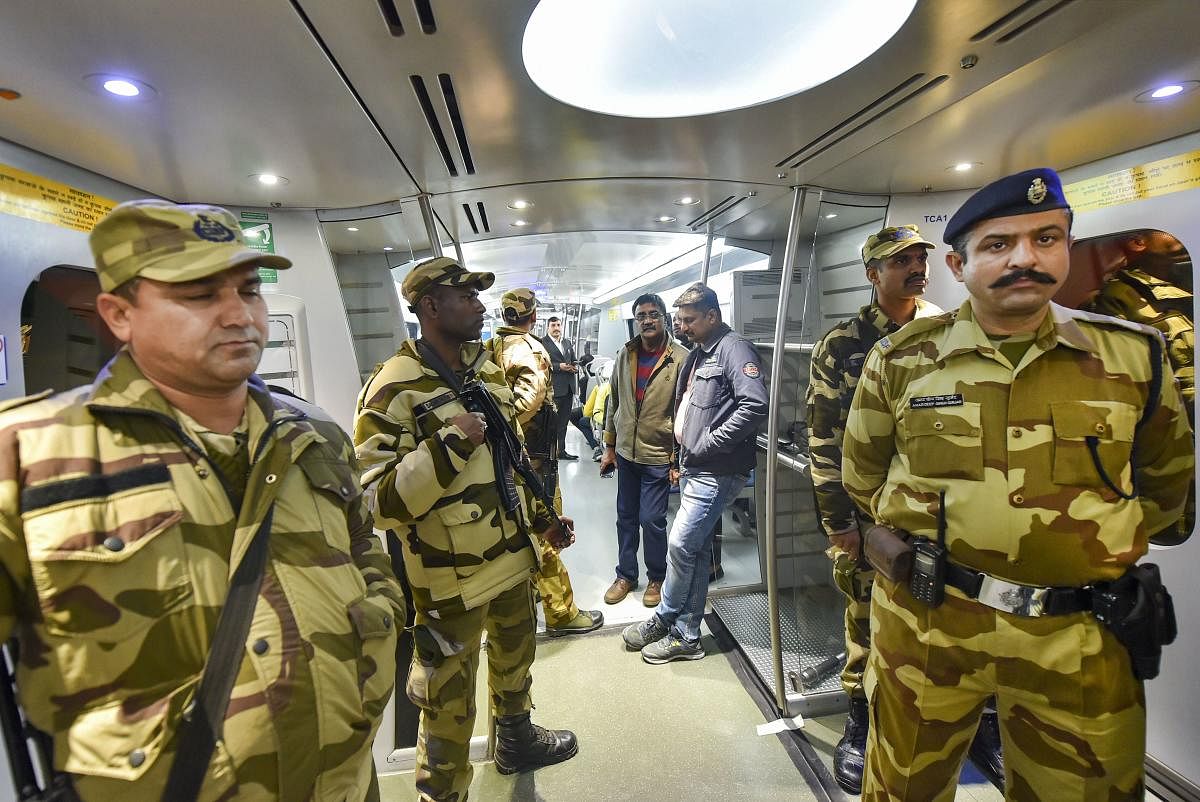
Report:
967,709,1005,791
834,696,869,794
494,712,578,774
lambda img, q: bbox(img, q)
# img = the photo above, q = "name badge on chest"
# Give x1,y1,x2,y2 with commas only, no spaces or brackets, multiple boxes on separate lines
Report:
909,393,964,409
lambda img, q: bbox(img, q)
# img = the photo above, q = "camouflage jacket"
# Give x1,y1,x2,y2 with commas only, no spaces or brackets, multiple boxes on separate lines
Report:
1088,267,1194,419
487,327,555,444
354,340,554,616
842,300,1194,588
805,299,941,536
0,349,403,801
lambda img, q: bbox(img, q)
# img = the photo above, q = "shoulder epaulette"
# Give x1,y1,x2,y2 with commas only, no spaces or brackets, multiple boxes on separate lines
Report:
0,388,54,415
1068,305,1164,340
874,312,956,355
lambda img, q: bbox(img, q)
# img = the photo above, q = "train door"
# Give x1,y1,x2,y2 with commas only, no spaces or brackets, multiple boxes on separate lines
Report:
20,266,119,395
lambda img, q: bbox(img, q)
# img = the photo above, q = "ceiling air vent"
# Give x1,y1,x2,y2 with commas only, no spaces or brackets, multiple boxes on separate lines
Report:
688,196,746,231
462,203,479,235
995,0,1077,43
777,73,948,169
477,202,490,233
438,74,475,174
413,0,437,34
410,75,459,176
376,0,405,36
969,0,1042,41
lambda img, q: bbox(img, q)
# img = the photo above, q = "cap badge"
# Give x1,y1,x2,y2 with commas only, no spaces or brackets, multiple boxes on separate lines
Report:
895,228,914,240
1027,177,1048,205
193,215,236,243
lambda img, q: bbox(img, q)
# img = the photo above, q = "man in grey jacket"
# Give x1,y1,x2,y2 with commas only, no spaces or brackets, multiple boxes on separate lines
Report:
623,283,768,663
600,293,688,607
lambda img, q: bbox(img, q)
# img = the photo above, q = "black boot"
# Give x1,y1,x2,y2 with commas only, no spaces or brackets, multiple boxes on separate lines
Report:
834,696,869,794
494,712,578,775
967,709,1005,791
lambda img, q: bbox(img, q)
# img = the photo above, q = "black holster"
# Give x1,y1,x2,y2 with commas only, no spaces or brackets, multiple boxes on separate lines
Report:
1092,563,1177,681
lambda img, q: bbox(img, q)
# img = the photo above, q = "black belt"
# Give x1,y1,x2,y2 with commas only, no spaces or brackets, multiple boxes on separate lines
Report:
943,560,1094,617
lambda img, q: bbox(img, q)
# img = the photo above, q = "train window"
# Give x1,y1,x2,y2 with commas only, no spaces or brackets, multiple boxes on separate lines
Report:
21,266,120,395
1061,229,1194,545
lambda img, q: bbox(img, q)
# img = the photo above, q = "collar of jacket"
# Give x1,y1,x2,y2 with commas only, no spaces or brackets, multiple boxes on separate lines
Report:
494,325,537,339
622,332,674,356
403,337,491,377
937,300,1097,363
861,298,936,337
695,322,733,354
86,348,323,457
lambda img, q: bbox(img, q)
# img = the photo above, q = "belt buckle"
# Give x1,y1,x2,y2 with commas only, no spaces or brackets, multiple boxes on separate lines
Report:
976,575,1049,617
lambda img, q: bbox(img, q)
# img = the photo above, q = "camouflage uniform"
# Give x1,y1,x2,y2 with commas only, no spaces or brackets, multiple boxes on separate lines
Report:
355,338,555,802
487,318,581,628
0,200,403,801
1088,267,1194,544
842,299,1193,800
805,298,940,698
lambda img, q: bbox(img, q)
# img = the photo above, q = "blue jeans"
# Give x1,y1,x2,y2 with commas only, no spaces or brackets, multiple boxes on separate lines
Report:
614,454,669,583
654,471,748,643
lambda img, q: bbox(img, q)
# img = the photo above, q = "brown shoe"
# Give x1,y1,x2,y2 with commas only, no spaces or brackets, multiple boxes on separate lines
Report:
642,580,663,608
604,577,637,604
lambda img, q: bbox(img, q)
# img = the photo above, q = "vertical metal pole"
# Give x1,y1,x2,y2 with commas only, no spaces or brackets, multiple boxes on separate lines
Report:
765,186,806,713
452,240,466,267
699,226,715,284
417,194,443,258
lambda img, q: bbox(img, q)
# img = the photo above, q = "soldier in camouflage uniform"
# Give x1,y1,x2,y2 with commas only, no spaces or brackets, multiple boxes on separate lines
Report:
487,288,603,636
354,259,579,802
843,168,1194,800
0,200,405,801
1085,231,1194,544
805,223,958,793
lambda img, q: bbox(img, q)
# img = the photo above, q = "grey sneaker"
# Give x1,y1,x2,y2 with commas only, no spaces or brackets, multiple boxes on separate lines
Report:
641,634,704,664
622,616,669,651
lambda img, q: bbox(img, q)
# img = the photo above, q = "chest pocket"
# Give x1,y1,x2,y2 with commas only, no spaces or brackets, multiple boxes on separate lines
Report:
1050,401,1136,488
689,365,725,410
299,456,359,551
436,504,502,581
20,464,190,641
903,402,984,481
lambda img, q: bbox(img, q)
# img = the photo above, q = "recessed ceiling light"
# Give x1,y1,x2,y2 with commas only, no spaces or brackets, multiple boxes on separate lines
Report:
1135,81,1198,102
656,215,677,223
347,227,359,232
384,246,394,251
512,220,529,227
953,162,974,172
508,199,534,210
674,195,701,206
522,0,918,118
824,213,838,219
83,74,158,100
249,173,289,186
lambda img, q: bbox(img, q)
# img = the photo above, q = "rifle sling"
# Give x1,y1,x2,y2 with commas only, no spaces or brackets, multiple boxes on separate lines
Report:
161,506,275,801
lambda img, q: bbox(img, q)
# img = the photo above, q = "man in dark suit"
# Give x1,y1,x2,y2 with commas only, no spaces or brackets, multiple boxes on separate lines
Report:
541,315,578,460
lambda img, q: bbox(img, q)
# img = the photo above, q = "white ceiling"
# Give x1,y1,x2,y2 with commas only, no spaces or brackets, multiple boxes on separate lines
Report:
2,0,1199,288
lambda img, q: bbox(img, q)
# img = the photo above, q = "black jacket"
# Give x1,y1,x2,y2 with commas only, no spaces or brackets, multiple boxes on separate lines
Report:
674,324,768,475
541,335,577,398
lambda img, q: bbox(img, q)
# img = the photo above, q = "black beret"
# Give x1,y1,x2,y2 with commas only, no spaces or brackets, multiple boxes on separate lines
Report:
944,167,1070,244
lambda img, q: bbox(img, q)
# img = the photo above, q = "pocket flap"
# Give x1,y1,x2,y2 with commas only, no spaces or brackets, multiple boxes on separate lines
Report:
348,594,396,640
694,366,723,380
906,407,980,438
436,503,487,525
1051,401,1135,441
299,457,358,502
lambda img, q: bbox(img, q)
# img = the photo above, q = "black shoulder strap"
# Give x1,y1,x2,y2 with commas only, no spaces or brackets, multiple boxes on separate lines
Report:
415,339,464,392
162,507,275,801
1139,331,1164,428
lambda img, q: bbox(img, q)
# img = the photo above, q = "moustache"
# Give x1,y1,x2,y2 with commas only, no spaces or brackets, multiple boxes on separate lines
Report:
990,268,1057,288
905,274,927,284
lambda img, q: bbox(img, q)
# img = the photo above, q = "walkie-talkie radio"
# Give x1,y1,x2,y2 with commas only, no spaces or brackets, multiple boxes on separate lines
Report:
909,490,948,607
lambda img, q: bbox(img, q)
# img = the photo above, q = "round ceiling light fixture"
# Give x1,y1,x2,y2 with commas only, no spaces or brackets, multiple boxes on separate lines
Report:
949,162,981,172
508,199,534,210
1134,81,1198,102
346,227,359,232
384,246,394,251
251,173,289,186
83,74,158,100
674,195,701,206
522,0,917,118
824,213,838,219
511,220,530,227
656,215,677,223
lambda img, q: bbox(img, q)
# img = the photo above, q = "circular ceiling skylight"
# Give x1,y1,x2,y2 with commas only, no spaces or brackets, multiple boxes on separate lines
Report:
522,0,917,118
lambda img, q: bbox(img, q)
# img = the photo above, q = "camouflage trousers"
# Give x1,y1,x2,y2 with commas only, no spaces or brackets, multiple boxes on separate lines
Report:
408,580,537,802
531,458,579,627
828,546,873,698
863,577,1145,801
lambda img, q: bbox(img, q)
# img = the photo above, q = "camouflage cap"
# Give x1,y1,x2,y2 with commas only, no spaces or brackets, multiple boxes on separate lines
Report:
89,199,292,292
862,225,935,265
500,287,538,321
400,256,495,305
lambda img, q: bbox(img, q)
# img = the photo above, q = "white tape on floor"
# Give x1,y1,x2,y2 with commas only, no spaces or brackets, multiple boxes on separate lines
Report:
756,715,805,735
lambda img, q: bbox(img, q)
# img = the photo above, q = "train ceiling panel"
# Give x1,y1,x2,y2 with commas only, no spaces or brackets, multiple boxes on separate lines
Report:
0,0,419,207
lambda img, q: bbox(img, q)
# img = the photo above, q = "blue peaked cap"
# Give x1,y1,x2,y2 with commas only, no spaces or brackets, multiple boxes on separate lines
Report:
944,167,1071,244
